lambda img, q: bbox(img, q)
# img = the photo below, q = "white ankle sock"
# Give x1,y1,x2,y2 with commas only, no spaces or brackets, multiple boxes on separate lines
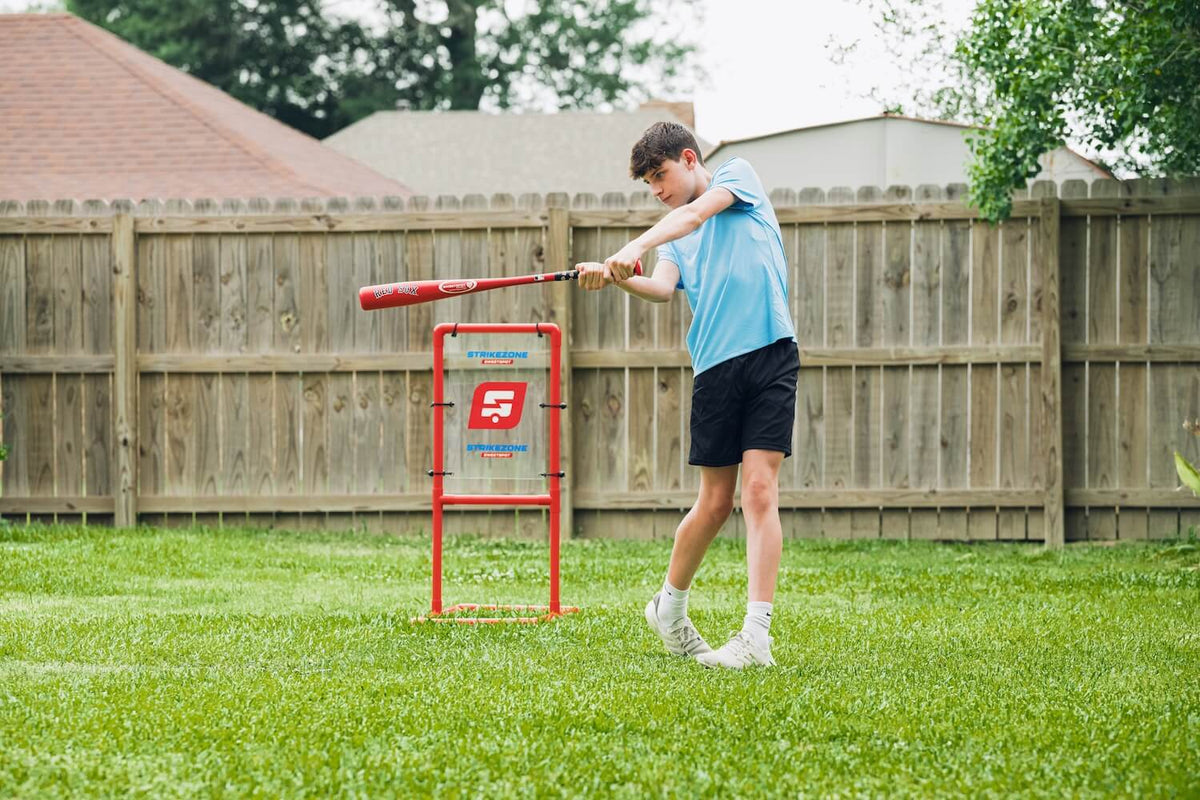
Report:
659,579,689,627
742,601,773,648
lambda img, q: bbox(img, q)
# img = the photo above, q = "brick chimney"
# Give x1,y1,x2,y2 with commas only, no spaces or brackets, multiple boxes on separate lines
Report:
639,100,696,131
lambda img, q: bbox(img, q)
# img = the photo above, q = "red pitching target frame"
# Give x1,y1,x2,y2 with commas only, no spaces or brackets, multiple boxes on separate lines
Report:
414,322,579,624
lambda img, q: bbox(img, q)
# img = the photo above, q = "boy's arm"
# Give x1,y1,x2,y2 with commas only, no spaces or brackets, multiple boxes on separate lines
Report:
577,259,679,303
604,187,737,280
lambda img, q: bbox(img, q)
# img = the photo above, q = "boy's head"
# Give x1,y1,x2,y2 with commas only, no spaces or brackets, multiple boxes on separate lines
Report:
630,121,706,209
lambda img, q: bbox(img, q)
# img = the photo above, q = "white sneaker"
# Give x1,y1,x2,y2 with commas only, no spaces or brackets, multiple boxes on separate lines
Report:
644,592,713,658
695,631,776,669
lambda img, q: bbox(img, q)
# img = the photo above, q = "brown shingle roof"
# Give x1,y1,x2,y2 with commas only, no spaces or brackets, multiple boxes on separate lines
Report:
0,13,412,202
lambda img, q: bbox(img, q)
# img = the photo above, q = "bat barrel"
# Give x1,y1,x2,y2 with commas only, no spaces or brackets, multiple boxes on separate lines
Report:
359,285,379,310
359,283,412,310
358,260,641,311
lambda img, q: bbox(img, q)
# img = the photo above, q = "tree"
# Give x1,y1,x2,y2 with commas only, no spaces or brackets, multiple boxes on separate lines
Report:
835,0,1200,221
65,0,374,138
65,0,701,140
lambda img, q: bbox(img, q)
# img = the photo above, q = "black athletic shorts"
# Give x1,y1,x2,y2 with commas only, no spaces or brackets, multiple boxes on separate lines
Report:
688,337,800,467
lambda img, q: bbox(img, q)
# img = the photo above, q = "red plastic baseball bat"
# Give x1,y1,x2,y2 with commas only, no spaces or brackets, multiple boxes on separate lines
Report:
358,260,642,311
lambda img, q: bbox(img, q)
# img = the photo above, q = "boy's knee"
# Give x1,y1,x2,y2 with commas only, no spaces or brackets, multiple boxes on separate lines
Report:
697,492,734,522
740,475,777,518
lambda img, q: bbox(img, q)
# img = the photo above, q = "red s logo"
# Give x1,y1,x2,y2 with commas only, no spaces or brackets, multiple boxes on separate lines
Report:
468,382,528,429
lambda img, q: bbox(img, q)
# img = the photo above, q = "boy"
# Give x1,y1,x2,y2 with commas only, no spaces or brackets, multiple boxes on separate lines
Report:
577,121,798,670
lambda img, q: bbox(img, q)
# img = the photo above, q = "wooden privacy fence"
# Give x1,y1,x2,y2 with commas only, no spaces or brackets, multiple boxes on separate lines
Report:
1,180,1199,545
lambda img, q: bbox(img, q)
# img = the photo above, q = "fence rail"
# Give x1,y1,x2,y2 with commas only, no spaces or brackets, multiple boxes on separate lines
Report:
2,178,1199,545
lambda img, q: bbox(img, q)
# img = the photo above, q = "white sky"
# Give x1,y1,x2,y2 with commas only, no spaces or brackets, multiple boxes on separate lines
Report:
692,0,978,144
1,0,980,145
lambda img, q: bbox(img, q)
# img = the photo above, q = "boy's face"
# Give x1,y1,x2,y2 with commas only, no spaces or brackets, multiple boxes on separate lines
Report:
641,149,702,209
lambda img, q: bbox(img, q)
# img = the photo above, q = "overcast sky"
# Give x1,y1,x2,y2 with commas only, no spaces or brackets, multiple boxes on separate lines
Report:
1,0,980,145
693,0,978,144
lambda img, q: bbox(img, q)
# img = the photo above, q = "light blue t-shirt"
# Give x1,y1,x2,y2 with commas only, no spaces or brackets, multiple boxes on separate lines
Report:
657,157,795,375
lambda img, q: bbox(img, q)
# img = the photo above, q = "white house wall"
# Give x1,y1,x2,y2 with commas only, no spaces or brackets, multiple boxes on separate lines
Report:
1036,148,1103,184
883,119,973,187
709,118,1105,191
709,119,888,191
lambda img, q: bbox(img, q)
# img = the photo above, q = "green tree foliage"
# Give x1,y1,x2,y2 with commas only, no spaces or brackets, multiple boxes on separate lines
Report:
1179,419,1200,499
65,0,700,140
958,0,1200,221
838,0,1200,221
1178,452,1200,499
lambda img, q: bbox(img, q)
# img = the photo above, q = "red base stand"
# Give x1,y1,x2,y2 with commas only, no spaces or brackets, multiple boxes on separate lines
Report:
411,603,581,625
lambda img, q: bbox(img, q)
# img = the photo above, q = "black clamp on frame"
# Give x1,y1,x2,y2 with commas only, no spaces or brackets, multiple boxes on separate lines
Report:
538,402,567,409
427,470,453,477
540,471,566,478
450,323,459,337
430,401,455,408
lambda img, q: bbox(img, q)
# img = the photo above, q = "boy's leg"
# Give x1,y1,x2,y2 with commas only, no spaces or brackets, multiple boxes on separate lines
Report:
644,464,737,658
740,448,784,603
666,464,739,590
695,447,783,669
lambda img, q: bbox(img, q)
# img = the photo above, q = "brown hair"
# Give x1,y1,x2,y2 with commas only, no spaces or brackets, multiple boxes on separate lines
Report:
629,121,703,180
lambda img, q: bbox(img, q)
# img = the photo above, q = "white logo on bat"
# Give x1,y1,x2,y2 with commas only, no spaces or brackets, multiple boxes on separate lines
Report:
481,389,515,424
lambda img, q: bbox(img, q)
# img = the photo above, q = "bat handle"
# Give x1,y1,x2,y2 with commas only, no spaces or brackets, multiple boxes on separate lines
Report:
569,259,643,279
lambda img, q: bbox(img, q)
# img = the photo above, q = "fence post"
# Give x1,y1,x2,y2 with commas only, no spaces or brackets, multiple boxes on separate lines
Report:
547,204,574,538
1038,197,1064,548
112,212,138,527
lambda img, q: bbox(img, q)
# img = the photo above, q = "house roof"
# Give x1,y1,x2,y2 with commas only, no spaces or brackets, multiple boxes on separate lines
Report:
706,114,1113,179
0,13,412,202
323,107,712,197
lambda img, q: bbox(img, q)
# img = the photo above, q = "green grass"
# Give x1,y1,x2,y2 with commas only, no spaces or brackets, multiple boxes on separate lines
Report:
1,524,1198,798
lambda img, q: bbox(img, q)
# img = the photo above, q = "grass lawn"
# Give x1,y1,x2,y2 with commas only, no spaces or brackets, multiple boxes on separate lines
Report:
1,523,1198,798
